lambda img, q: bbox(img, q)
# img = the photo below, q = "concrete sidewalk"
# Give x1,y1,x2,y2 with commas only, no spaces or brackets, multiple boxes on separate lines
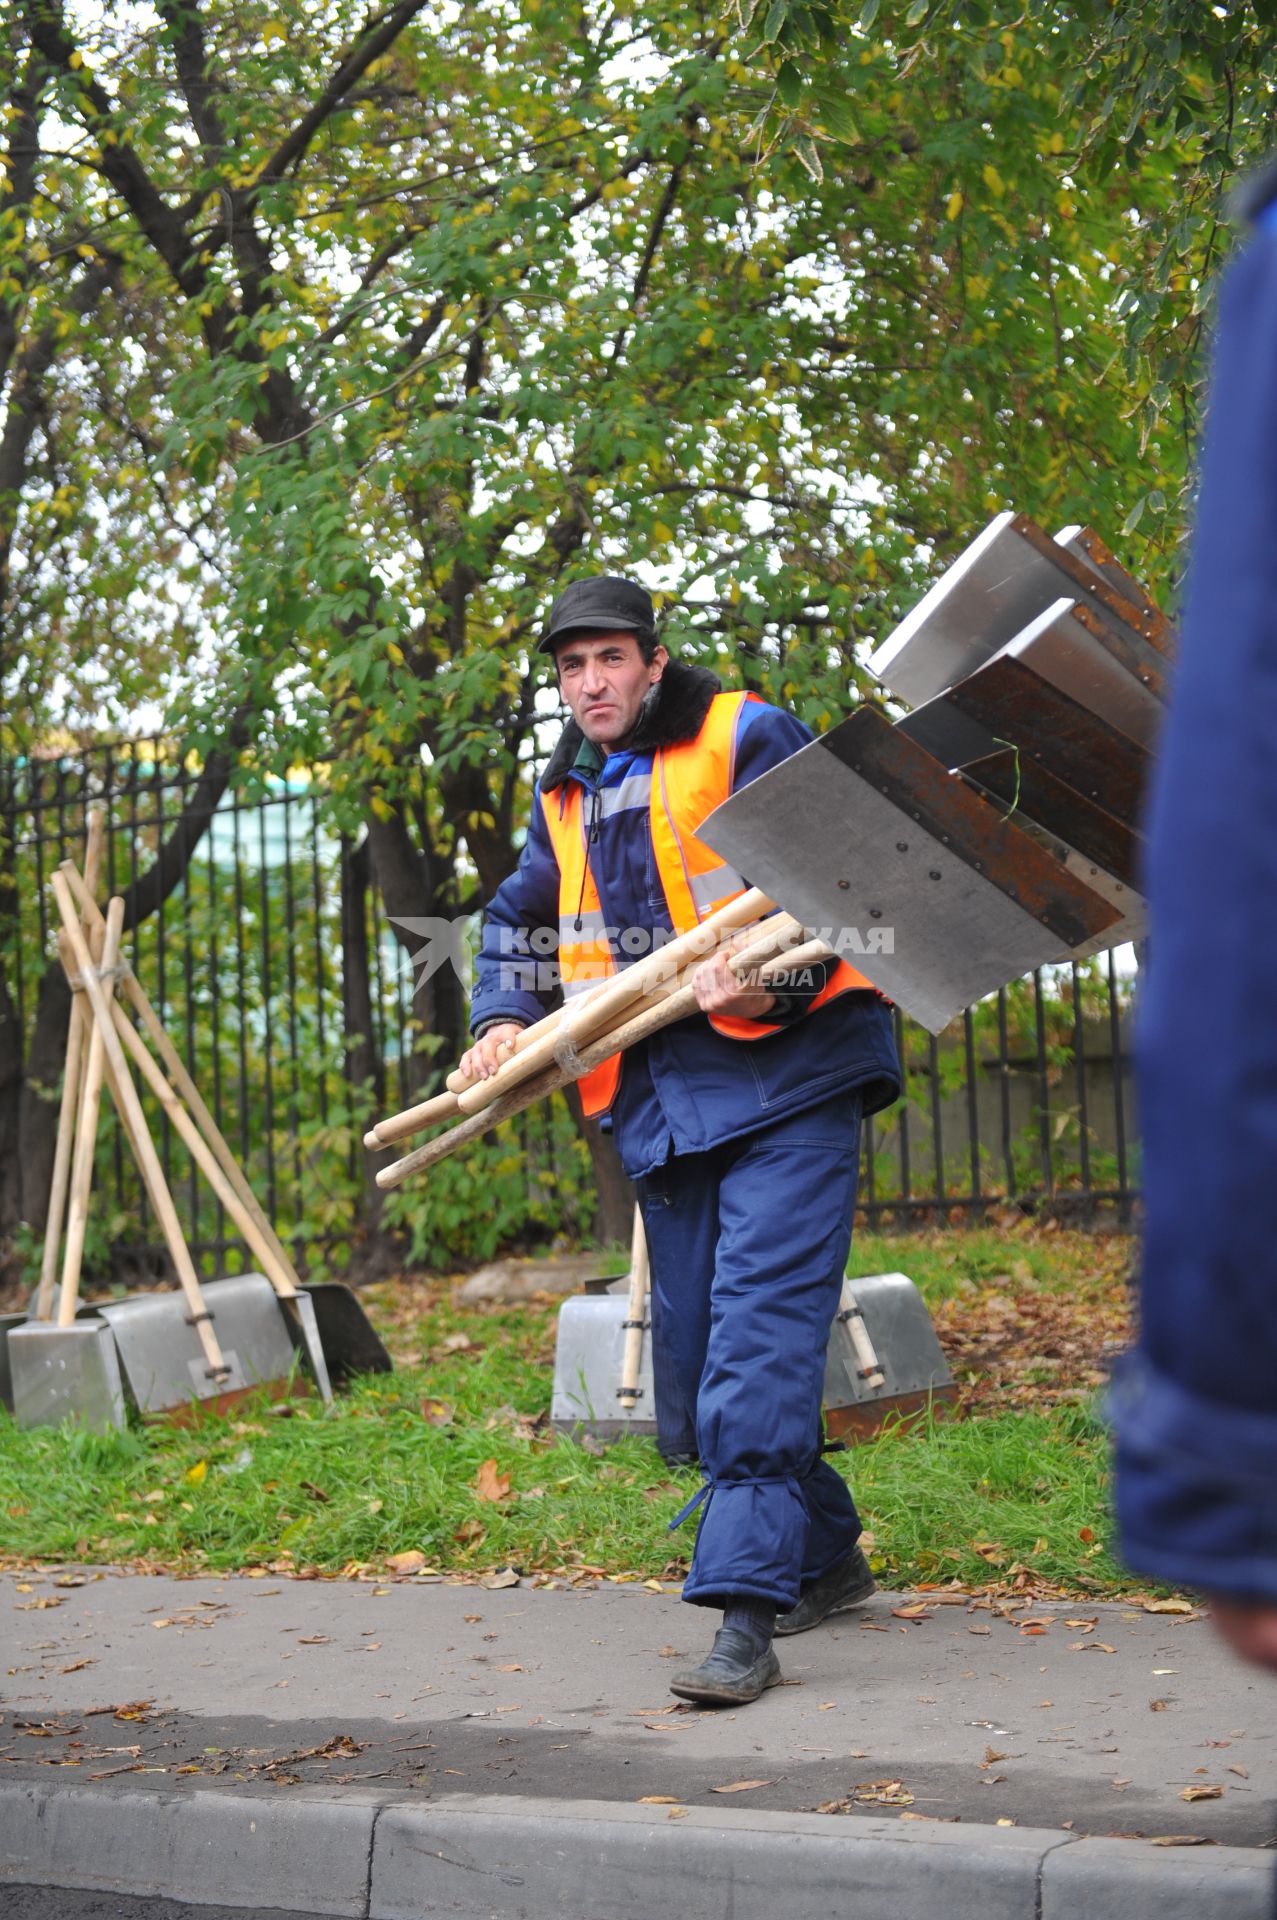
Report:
1,1565,1274,1916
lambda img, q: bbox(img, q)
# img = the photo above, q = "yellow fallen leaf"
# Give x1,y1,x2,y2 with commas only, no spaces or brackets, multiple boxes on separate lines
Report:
1143,1598,1196,1615
386,1551,426,1574
711,1779,773,1793
474,1459,513,1503
1179,1785,1223,1802
639,1795,680,1804
185,1461,207,1485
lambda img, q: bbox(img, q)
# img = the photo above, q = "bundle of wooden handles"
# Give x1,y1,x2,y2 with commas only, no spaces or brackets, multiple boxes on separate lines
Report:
367,886,834,1189
39,818,322,1389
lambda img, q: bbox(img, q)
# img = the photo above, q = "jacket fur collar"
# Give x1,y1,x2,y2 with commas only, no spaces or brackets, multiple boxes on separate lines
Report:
540,659,722,793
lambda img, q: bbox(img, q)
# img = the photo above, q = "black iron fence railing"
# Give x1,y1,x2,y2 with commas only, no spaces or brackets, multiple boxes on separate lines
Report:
0,746,1137,1283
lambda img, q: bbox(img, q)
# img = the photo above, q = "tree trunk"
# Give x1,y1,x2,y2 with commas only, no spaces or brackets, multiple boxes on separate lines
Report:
16,962,70,1233
364,800,466,1096
0,968,21,1236
564,1083,635,1249
340,832,386,1226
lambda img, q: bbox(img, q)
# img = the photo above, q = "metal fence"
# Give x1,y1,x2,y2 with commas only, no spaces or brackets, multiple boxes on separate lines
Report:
0,745,1138,1279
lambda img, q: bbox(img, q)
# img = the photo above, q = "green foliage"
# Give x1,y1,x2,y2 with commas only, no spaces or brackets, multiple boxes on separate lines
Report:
381,1099,595,1268
741,0,1277,559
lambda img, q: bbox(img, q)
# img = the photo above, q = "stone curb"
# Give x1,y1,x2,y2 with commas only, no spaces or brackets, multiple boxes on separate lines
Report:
1,1781,1273,1919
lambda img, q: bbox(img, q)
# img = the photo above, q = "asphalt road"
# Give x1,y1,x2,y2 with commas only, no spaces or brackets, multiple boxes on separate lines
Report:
0,1890,321,1919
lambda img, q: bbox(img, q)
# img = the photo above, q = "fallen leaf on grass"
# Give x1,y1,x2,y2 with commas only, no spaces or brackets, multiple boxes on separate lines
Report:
301,1482,329,1504
1179,1785,1223,1803
420,1400,454,1425
474,1459,512,1504
711,1780,774,1794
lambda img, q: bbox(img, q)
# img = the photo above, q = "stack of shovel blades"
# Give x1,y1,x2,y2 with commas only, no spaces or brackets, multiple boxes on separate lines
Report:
700,513,1171,1033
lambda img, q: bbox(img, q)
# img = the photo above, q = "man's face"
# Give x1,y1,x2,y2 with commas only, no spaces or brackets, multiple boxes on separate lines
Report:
554,630,668,749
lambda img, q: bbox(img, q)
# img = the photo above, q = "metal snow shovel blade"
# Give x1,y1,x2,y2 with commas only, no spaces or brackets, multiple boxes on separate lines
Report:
699,708,1120,1034
869,511,1174,713
823,1274,957,1441
296,1283,393,1388
9,1317,128,1433
552,1209,655,1440
74,1273,304,1420
551,1293,658,1440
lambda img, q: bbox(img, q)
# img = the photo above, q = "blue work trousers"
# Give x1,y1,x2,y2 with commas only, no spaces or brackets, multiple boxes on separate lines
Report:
635,1089,865,1611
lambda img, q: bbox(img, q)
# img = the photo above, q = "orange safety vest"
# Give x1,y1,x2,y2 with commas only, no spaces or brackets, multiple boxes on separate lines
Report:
541,692,873,1117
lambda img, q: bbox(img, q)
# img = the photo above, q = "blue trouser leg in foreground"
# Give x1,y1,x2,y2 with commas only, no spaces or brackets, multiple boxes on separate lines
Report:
637,1089,864,1611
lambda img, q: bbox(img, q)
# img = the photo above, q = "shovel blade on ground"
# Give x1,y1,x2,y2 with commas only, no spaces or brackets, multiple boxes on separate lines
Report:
9,1318,128,1433
298,1281,393,1387
75,1272,302,1419
551,1290,658,1440
823,1271,957,1440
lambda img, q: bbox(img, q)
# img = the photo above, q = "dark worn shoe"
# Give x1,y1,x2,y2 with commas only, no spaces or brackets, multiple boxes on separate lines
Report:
774,1544,877,1637
668,1627,782,1706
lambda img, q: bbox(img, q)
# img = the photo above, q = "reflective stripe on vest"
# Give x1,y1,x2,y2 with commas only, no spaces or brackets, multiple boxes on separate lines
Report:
540,691,873,1117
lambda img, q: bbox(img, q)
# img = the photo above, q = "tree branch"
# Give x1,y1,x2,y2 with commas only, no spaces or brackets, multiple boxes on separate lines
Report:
255,0,432,187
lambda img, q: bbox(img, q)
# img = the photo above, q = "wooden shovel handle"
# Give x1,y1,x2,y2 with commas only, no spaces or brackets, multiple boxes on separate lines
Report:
618,1206,649,1411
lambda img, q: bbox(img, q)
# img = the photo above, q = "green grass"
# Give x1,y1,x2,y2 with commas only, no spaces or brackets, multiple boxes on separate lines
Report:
0,1242,1143,1595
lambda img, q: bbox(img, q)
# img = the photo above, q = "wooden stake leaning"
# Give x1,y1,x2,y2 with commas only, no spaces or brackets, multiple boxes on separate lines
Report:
108,1004,301,1304
56,894,123,1326
51,873,231,1383
34,810,106,1323
59,860,307,1303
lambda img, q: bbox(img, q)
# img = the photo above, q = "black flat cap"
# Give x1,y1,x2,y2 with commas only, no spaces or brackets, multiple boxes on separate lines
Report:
539,576,656,655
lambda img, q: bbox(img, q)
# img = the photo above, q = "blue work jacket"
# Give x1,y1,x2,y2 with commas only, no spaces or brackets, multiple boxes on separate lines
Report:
1112,179,1277,1605
469,662,900,1180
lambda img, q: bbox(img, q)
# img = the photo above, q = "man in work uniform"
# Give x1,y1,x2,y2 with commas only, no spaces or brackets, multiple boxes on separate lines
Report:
460,577,900,1704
